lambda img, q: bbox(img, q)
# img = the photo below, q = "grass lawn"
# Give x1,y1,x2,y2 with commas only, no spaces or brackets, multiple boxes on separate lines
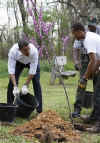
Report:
0,60,100,143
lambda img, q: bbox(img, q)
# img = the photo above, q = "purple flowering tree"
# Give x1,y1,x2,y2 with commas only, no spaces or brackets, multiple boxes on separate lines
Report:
24,0,54,61
62,35,69,55
23,0,69,61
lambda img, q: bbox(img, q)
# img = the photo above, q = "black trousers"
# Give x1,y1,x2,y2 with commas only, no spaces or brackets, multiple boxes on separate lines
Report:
74,71,100,118
7,61,42,113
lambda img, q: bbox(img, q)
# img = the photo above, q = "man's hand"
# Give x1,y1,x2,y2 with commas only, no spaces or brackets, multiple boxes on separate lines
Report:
21,85,28,95
78,77,87,89
74,64,80,71
25,74,34,86
13,86,19,96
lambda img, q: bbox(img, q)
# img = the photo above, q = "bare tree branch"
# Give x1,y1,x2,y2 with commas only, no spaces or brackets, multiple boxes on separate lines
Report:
47,0,77,14
47,0,88,18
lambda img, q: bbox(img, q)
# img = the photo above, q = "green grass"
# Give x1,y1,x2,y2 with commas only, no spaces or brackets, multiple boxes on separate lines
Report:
0,60,8,78
0,60,100,143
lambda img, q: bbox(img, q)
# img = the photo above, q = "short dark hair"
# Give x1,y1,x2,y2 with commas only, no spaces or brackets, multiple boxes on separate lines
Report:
18,39,29,50
72,23,85,32
88,25,96,32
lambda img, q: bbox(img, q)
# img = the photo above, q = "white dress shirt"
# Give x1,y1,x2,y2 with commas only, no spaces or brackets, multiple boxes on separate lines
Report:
8,43,38,75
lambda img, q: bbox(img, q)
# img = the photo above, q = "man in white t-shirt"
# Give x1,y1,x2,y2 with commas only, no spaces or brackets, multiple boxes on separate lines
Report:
7,39,42,113
72,20,97,118
72,23,100,123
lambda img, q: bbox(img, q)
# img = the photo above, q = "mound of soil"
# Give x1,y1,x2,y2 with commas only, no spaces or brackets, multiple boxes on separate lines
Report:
12,110,80,143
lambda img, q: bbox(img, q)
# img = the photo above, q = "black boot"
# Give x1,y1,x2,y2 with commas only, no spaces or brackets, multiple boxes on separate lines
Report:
86,122,100,133
72,108,81,118
82,110,100,124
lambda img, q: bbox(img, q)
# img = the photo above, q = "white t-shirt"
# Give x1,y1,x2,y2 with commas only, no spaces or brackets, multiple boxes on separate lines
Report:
83,31,100,59
8,43,38,75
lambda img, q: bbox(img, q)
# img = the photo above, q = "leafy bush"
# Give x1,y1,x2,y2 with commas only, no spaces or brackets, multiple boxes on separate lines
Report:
40,60,75,72
0,60,8,78
0,59,75,78
64,61,75,70
40,60,52,72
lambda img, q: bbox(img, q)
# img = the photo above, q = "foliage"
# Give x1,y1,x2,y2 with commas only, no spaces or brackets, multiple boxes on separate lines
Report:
0,60,75,79
23,0,54,62
0,0,100,60
0,60,8,78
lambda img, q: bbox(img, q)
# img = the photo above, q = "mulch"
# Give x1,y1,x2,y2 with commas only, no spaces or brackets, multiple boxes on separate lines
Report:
11,110,81,143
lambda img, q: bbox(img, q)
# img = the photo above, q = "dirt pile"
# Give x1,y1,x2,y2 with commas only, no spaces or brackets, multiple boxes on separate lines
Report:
12,110,80,143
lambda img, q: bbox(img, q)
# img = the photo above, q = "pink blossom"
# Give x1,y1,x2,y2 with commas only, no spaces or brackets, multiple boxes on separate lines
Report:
25,0,54,60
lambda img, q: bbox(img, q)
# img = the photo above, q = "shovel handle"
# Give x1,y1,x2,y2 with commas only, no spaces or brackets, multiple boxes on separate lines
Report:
13,94,18,104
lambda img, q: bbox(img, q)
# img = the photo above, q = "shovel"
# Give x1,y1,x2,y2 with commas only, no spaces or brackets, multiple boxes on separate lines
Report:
13,93,19,105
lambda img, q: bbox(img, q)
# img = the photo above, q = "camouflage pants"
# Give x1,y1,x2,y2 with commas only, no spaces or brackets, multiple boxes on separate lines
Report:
93,72,100,118
74,68,100,119
74,61,88,111
74,54,89,111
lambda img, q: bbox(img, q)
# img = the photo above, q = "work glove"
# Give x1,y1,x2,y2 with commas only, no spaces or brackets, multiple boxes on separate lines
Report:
13,86,20,96
74,64,80,71
78,77,87,89
21,85,28,95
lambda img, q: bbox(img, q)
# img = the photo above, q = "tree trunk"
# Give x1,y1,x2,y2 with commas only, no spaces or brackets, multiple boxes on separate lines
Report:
17,0,27,34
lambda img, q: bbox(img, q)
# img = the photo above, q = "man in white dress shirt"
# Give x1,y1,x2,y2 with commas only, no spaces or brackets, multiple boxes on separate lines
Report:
72,23,100,123
7,39,42,113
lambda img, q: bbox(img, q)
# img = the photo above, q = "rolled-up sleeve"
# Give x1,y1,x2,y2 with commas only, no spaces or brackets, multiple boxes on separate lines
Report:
8,51,16,74
29,48,38,75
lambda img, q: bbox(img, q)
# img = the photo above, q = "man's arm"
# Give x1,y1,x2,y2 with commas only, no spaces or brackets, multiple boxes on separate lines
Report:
21,74,34,95
9,74,17,86
8,48,20,95
83,53,97,79
25,47,38,86
24,74,34,86
8,50,17,86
